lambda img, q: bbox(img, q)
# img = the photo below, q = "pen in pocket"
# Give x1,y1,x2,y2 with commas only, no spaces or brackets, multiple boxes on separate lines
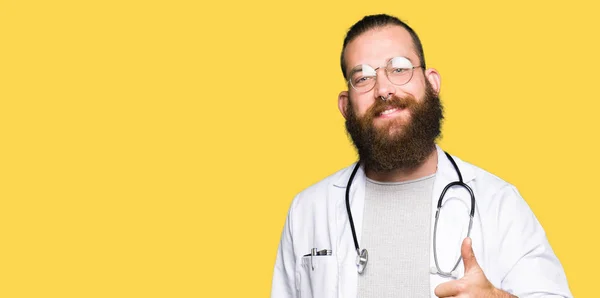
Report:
304,248,333,270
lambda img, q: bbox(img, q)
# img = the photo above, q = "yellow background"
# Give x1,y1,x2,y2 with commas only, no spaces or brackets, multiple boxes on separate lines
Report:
1,0,597,297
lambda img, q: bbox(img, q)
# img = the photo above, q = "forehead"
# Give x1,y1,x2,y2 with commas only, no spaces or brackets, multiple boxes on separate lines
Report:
344,25,419,72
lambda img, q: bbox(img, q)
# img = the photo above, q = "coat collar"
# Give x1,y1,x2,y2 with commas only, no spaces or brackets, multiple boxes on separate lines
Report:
333,145,475,188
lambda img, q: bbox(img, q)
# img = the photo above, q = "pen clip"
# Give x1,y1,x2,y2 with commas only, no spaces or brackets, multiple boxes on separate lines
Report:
310,248,317,271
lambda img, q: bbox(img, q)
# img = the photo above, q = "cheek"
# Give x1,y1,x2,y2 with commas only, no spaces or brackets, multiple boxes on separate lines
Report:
349,94,375,116
404,78,428,99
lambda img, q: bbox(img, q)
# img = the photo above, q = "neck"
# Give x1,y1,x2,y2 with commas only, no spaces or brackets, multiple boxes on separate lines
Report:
365,148,438,182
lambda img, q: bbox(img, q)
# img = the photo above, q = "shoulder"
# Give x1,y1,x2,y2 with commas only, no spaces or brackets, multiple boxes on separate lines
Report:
456,156,519,199
288,163,356,210
456,156,532,220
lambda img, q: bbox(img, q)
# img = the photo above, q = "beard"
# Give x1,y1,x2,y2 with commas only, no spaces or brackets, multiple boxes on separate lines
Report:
345,81,444,173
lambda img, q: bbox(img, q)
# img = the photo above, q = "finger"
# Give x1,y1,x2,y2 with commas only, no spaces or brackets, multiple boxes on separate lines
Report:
434,280,460,297
461,237,479,272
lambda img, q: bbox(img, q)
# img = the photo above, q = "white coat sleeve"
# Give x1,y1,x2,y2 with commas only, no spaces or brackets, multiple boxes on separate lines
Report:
271,203,297,298
496,186,572,298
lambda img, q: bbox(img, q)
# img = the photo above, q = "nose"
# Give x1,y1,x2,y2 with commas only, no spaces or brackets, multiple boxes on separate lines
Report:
373,69,396,100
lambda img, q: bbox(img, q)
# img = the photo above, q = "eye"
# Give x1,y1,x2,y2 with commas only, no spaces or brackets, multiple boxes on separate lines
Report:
391,67,409,74
353,76,374,85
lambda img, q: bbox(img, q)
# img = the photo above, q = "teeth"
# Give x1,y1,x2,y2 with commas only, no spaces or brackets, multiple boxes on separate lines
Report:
381,108,397,115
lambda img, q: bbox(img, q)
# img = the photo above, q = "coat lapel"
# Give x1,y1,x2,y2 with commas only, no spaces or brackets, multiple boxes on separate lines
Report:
428,147,476,295
331,162,365,298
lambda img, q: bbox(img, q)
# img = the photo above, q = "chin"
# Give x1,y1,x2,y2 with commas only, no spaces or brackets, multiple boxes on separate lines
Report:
376,119,407,135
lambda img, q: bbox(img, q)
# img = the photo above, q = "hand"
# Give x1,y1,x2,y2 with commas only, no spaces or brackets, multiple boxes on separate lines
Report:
434,237,516,298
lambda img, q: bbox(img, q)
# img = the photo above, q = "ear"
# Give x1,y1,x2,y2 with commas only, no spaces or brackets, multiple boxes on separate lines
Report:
338,90,349,119
424,68,441,95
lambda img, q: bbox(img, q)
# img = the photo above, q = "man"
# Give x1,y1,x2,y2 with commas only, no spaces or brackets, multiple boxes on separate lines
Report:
271,14,572,298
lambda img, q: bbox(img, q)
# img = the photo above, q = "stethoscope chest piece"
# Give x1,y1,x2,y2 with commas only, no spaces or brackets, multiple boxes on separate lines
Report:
356,248,368,274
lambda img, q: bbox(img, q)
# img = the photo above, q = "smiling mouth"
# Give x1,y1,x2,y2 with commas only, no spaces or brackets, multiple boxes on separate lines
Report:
378,107,403,117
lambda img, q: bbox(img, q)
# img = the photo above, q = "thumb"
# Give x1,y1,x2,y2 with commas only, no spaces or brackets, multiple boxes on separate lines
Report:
461,237,480,272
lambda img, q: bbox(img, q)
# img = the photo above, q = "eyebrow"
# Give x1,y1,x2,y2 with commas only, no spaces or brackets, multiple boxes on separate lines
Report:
348,67,364,78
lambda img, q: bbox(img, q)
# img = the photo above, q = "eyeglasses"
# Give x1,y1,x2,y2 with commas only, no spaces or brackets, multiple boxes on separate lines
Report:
347,56,422,92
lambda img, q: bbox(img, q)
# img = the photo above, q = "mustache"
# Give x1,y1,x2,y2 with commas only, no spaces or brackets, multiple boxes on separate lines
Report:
367,95,418,117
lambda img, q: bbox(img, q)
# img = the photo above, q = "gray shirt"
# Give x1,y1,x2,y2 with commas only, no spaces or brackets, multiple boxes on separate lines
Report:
357,174,435,298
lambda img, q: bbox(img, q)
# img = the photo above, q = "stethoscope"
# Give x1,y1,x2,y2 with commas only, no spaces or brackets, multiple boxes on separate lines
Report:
345,151,475,278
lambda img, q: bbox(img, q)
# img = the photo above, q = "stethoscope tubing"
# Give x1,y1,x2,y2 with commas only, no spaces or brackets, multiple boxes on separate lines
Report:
345,152,476,276
345,162,362,254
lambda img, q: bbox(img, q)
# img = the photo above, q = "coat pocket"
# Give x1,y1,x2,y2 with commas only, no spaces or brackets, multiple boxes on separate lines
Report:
297,255,338,298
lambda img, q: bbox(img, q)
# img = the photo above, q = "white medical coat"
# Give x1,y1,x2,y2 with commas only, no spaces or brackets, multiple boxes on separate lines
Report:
271,146,572,297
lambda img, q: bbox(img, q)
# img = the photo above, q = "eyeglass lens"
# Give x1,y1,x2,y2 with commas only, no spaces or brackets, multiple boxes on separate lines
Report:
349,56,416,91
